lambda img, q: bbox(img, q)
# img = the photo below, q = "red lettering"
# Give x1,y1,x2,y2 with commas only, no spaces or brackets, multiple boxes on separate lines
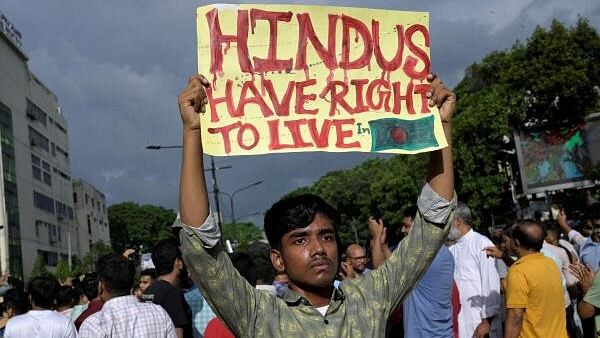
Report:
372,20,404,72
403,24,430,79
339,15,372,70
208,122,242,154
332,119,360,148
295,79,318,115
295,13,339,71
284,119,313,148
321,81,352,116
414,83,430,114
205,9,252,75
350,79,369,113
267,120,295,150
237,123,260,150
263,79,294,116
237,81,274,117
307,119,333,148
206,79,237,122
250,9,293,72
392,81,416,115
366,79,391,111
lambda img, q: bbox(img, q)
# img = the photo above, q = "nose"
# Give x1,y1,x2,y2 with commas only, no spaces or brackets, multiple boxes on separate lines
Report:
310,238,326,256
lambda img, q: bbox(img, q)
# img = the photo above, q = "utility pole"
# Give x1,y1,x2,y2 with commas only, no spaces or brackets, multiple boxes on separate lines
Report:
146,144,231,230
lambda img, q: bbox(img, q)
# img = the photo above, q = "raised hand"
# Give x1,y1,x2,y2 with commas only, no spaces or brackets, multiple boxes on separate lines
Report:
178,74,210,133
427,73,456,124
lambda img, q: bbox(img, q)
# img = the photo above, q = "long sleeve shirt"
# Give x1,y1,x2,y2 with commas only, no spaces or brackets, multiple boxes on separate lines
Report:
175,183,456,338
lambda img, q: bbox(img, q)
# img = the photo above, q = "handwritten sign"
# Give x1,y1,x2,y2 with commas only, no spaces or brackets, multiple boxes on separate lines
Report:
197,4,447,156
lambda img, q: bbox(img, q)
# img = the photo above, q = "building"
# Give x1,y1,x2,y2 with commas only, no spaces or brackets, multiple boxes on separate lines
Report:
0,12,78,280
72,179,110,256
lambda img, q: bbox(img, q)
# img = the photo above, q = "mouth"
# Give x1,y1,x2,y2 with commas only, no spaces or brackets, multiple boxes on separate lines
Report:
309,259,332,270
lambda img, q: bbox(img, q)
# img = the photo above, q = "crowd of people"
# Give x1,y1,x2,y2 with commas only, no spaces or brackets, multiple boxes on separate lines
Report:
0,73,596,337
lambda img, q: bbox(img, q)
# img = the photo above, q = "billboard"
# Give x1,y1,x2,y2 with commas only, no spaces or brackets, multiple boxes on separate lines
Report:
515,113,600,194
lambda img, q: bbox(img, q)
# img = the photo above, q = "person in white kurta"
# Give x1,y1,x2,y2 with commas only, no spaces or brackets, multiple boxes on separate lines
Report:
448,202,502,338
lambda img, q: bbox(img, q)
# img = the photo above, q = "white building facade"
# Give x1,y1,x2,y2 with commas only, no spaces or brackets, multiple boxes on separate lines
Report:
72,179,110,256
0,14,78,280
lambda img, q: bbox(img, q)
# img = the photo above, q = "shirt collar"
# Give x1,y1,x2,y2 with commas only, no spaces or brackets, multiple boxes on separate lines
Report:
282,285,345,306
457,228,474,242
514,252,543,265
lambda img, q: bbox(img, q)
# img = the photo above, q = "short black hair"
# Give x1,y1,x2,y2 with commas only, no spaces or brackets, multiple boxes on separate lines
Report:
96,253,135,296
3,288,29,315
28,276,60,309
229,252,257,287
152,239,182,276
403,205,418,219
140,268,157,279
82,273,99,300
56,285,78,308
512,219,545,252
264,194,341,251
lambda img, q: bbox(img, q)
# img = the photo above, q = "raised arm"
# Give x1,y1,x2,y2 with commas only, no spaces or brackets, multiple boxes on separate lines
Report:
426,73,455,202
178,75,211,226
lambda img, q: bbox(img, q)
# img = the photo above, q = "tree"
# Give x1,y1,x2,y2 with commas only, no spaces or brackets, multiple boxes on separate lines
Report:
31,254,49,278
55,259,71,283
452,18,600,220
80,241,114,273
108,202,177,253
222,222,263,250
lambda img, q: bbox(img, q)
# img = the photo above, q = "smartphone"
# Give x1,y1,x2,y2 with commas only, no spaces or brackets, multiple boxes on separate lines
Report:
551,204,560,220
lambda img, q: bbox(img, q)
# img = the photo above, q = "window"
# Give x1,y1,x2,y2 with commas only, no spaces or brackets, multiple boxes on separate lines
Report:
55,201,73,220
87,215,91,234
33,191,54,214
92,198,95,207
85,194,89,205
31,154,51,186
26,100,48,126
35,220,43,237
37,250,58,267
73,192,77,204
28,127,49,152
48,224,59,244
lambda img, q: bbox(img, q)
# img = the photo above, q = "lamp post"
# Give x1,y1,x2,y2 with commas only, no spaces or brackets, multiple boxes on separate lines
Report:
145,144,231,228
220,180,263,242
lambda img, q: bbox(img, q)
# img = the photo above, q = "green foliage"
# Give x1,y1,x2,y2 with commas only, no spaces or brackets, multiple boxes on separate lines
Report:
80,241,114,273
222,222,263,250
286,155,427,247
108,202,176,253
55,259,71,282
285,18,600,235
452,18,600,219
31,254,49,278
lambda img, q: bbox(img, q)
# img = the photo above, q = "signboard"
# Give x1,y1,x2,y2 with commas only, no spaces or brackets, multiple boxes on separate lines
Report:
514,113,600,194
196,4,447,156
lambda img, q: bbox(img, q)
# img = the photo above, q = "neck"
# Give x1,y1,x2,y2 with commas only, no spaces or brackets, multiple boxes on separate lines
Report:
517,248,538,258
159,273,179,285
288,282,333,307
31,305,48,311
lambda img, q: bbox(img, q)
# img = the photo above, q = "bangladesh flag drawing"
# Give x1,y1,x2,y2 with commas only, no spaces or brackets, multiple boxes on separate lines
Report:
369,115,438,152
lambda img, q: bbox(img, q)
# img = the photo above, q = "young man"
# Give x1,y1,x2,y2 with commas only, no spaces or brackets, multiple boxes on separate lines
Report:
142,239,193,338
139,268,157,293
175,73,456,337
79,253,176,337
4,276,77,338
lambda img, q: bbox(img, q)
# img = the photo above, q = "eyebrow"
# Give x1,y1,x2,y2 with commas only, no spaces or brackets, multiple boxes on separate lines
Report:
288,227,334,238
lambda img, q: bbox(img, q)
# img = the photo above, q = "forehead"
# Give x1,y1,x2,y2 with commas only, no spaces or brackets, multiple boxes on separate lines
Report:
285,213,335,236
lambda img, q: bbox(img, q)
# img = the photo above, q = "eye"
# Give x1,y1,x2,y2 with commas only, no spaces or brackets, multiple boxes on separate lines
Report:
294,238,306,245
322,234,334,242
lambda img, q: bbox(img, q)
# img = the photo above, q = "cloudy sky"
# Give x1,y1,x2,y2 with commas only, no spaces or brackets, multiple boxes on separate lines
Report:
2,0,599,227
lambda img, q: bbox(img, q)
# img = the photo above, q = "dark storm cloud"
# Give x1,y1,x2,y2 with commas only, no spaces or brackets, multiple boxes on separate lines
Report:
2,0,599,227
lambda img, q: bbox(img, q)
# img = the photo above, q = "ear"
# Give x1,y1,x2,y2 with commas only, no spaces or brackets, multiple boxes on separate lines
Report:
270,249,285,273
175,258,184,270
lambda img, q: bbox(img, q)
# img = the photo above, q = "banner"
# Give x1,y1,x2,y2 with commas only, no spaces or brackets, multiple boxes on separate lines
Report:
196,4,447,156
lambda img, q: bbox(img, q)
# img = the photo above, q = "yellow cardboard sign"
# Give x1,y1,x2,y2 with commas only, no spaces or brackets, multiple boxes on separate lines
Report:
197,4,446,156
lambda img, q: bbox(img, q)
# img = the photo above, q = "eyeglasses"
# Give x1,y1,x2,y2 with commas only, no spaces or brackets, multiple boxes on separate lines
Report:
347,256,369,261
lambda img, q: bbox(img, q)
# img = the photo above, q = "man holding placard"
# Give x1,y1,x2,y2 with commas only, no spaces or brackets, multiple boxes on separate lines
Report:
174,4,457,337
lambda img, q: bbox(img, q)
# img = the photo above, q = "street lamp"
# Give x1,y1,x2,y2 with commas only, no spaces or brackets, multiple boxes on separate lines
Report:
220,180,263,242
145,144,231,228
